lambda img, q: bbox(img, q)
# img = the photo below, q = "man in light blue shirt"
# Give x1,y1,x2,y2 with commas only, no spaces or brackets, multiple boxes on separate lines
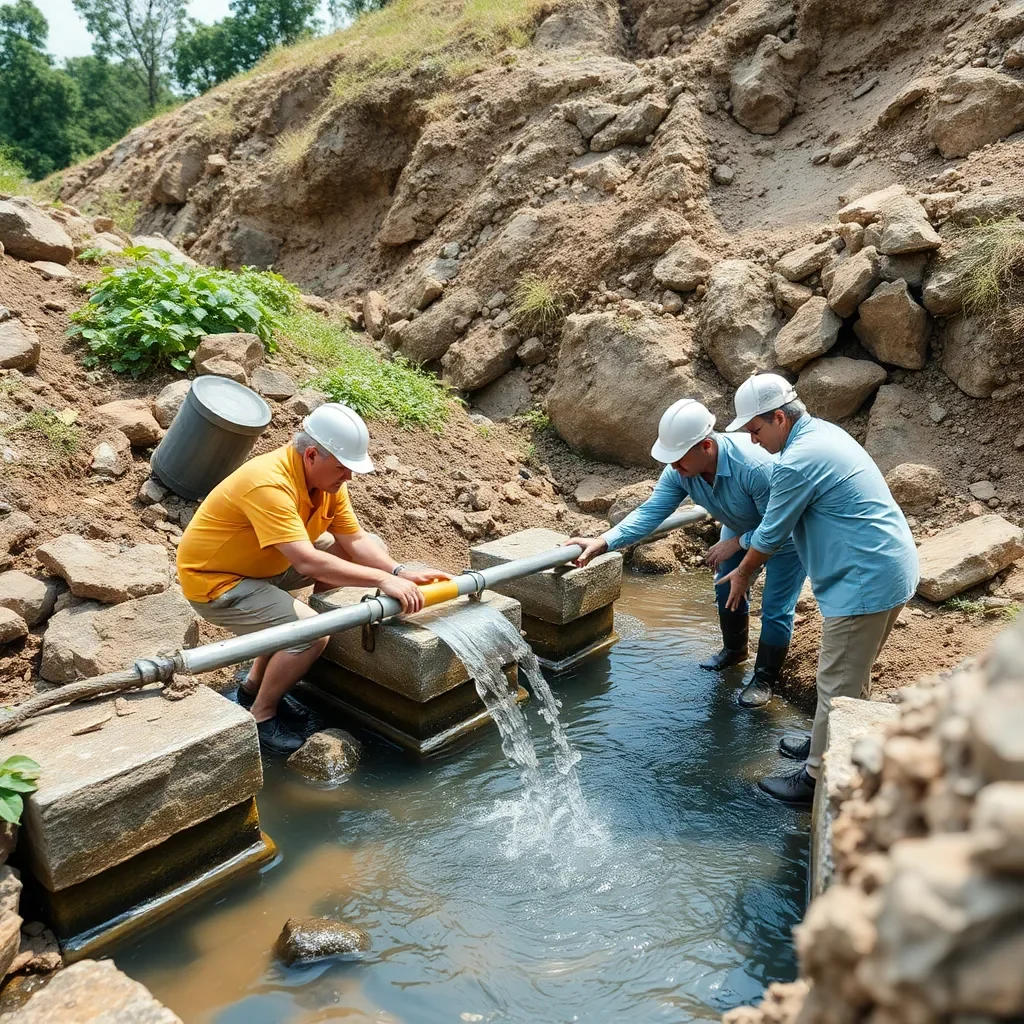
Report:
720,374,919,806
567,398,806,708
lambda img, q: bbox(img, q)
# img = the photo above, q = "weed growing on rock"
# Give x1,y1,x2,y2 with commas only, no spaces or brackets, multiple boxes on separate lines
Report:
0,755,41,825
12,410,81,459
943,595,985,616
511,273,572,333
955,217,1024,335
516,408,552,432
69,248,299,374
282,309,452,430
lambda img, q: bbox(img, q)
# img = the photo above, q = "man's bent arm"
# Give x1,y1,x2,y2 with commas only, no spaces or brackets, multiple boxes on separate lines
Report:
276,539,392,589
333,529,402,574
603,468,689,550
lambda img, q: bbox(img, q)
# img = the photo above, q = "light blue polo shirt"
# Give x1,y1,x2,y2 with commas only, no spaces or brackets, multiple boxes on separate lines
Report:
603,433,796,554
749,415,918,617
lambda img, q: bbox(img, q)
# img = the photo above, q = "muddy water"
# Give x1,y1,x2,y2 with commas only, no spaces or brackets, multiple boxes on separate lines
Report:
113,571,810,1023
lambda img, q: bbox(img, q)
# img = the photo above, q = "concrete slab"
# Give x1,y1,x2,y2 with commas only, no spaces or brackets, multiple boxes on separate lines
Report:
810,695,901,896
6,685,262,892
521,604,615,663
310,590,521,700
470,528,622,625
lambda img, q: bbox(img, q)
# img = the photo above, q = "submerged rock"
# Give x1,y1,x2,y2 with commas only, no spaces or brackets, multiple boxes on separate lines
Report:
275,916,370,965
286,728,362,783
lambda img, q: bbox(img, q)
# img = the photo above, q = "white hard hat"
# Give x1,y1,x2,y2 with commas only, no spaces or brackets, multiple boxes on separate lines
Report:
650,398,716,463
726,373,798,432
302,403,375,473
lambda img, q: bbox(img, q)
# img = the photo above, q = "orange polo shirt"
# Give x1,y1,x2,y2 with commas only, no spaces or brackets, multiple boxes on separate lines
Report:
177,443,361,603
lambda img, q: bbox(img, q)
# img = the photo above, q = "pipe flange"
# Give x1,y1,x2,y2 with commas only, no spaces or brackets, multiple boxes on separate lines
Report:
360,591,387,652
460,568,487,600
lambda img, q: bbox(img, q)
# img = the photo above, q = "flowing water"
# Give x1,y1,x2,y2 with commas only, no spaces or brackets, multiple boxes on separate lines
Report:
112,572,811,1024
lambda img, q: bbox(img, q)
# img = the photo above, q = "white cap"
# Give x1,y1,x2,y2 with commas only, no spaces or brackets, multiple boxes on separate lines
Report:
302,403,375,473
726,374,798,432
650,398,716,463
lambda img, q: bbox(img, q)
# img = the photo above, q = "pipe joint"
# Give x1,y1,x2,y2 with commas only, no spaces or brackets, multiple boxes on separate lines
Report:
459,568,487,600
134,656,177,684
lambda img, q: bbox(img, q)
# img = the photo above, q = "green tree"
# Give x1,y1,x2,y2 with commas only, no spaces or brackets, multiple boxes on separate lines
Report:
0,0,87,177
71,0,186,108
173,0,320,96
328,0,390,20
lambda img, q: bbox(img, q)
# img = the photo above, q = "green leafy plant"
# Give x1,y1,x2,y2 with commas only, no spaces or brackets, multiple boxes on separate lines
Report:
0,755,41,825
943,595,985,616
281,309,452,430
516,407,551,432
510,272,572,333
11,409,81,457
68,247,300,374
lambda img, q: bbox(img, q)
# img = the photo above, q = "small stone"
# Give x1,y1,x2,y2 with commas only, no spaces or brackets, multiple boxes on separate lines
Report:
516,337,545,365
275,916,370,965
151,380,191,430
94,399,163,448
0,570,60,627
0,320,41,371
138,478,168,505
89,430,132,479
712,164,735,185
250,366,297,401
29,260,75,281
0,606,28,644
970,480,997,501
286,728,361,783
852,77,880,99
928,401,947,424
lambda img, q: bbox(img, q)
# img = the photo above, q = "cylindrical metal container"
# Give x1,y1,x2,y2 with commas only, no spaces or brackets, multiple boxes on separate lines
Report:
151,375,271,500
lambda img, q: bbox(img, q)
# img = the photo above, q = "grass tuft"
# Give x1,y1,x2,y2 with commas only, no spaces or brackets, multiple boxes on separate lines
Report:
280,310,453,430
952,217,1024,334
510,272,572,333
11,410,81,459
515,407,551,432
943,595,985,615
273,122,320,168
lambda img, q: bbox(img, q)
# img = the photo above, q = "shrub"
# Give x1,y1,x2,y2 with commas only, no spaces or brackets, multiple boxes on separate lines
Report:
0,150,29,195
0,755,41,825
69,247,300,374
510,272,572,333
280,309,452,429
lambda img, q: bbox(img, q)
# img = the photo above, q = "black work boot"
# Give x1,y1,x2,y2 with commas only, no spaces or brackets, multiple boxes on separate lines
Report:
235,685,315,731
256,716,305,755
779,733,811,761
738,642,788,708
757,765,817,806
699,610,749,670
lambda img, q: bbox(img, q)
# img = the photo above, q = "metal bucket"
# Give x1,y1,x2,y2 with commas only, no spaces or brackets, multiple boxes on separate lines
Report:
151,376,271,501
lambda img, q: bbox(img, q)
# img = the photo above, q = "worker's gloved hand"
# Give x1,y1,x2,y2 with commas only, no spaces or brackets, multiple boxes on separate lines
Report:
563,536,608,567
705,535,742,570
378,573,426,614
398,567,452,584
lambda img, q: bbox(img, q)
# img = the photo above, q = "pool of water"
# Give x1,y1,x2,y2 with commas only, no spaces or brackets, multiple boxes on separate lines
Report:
112,571,811,1024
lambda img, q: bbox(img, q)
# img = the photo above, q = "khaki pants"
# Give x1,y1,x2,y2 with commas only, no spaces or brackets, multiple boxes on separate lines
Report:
188,533,386,655
807,604,905,773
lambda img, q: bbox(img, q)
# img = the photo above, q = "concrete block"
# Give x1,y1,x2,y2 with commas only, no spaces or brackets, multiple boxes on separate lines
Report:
521,604,616,664
310,590,521,701
9,685,261,891
469,527,623,625
810,695,901,896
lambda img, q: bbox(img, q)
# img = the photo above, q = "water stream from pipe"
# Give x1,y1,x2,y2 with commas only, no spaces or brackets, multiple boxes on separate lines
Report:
426,603,606,865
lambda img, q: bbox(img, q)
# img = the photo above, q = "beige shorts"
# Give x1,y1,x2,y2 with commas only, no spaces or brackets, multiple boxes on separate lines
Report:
188,533,335,655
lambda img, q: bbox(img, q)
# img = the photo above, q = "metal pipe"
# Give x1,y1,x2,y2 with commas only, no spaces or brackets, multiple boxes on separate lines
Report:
157,504,710,680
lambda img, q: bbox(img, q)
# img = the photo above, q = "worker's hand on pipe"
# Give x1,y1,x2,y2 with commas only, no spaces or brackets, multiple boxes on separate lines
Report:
705,535,742,570
717,567,752,612
563,536,608,567
378,573,426,614
398,567,452,585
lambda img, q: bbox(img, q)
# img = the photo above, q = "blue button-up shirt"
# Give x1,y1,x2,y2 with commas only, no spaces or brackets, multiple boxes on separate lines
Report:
749,415,918,617
603,432,795,554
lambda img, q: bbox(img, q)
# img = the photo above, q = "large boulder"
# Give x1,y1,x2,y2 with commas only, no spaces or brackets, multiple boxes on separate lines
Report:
885,463,942,514
917,515,1024,602
94,399,163,448
388,289,479,364
0,198,74,263
837,186,940,256
471,367,532,421
151,380,192,429
0,320,40,370
151,146,206,205
441,326,519,392
133,234,196,265
7,959,182,1024
227,224,281,270
652,239,712,292
826,246,880,317
699,260,781,385
854,280,930,370
941,316,1008,399
730,35,815,135
864,384,934,476
928,68,1024,158
40,588,198,682
192,333,265,378
0,570,61,627
797,356,887,421
547,312,722,465
35,535,168,604
775,297,842,371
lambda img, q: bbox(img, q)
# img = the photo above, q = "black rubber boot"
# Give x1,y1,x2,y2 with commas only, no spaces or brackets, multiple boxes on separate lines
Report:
235,684,315,731
256,716,305,755
779,733,811,761
738,642,788,708
757,766,817,806
699,610,749,670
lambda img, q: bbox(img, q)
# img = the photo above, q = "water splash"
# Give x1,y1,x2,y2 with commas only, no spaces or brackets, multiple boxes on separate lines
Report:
426,602,607,867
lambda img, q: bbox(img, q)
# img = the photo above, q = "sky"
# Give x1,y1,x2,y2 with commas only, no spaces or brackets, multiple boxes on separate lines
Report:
29,0,334,61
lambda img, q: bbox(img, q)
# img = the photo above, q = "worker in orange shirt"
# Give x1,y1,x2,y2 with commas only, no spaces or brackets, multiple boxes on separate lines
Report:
177,403,449,753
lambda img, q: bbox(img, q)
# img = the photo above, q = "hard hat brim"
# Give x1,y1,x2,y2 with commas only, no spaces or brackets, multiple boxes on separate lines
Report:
651,438,685,463
338,452,375,474
725,412,753,432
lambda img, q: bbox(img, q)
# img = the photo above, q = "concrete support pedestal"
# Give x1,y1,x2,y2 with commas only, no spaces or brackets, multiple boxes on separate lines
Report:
470,528,623,672
304,589,525,755
6,685,272,959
